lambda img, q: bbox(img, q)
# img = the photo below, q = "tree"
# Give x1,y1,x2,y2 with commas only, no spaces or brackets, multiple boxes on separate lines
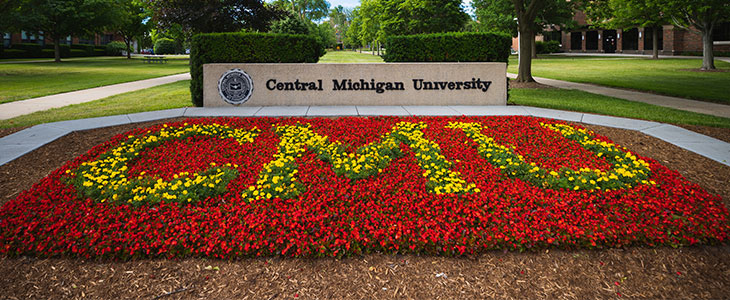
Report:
345,8,363,50
509,0,573,82
270,15,310,35
116,0,150,59
18,0,120,62
145,0,282,34
472,0,518,36
584,0,667,59
1,0,22,34
271,0,330,22
359,0,384,55
380,0,468,36
662,0,730,70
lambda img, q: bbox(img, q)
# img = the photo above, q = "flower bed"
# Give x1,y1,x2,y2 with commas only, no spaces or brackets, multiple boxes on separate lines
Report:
0,116,727,259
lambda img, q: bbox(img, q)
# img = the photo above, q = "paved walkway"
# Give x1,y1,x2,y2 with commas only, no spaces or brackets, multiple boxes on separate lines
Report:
1,106,728,167
506,73,730,118
0,73,191,120
547,52,730,63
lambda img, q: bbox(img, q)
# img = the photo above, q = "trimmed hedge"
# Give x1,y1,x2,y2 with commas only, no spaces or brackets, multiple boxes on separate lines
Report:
536,40,560,54
106,41,126,56
383,32,511,63
190,32,324,107
154,38,177,54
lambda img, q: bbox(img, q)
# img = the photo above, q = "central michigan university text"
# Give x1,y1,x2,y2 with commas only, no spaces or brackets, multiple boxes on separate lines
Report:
265,78,493,94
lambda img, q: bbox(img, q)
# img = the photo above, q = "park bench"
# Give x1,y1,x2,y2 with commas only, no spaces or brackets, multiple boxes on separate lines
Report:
142,55,168,64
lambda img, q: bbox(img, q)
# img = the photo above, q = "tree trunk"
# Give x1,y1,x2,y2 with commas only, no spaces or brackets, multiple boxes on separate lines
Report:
700,23,715,70
531,37,537,59
54,37,61,63
126,39,132,59
377,41,380,56
651,27,659,59
516,26,535,82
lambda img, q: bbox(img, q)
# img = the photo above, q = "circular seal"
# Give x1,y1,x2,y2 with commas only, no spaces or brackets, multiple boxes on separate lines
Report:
218,68,254,105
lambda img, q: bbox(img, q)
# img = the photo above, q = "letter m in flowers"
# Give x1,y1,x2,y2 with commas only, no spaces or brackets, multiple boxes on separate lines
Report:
244,122,477,200
447,122,653,191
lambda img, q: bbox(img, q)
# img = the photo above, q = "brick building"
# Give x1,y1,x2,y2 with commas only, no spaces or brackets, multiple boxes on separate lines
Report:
3,31,126,49
557,11,730,55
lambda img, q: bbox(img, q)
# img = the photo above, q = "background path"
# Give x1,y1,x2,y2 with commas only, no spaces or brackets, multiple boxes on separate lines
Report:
0,73,190,120
507,73,730,118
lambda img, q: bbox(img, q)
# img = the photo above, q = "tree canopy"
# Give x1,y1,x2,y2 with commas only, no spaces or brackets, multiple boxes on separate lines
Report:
583,0,667,58
17,0,120,62
145,0,282,33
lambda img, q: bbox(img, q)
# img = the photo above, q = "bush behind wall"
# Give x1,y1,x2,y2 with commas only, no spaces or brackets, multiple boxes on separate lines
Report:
383,32,511,63
189,32,324,107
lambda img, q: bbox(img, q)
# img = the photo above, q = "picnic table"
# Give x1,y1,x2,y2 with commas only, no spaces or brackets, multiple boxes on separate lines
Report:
142,55,168,64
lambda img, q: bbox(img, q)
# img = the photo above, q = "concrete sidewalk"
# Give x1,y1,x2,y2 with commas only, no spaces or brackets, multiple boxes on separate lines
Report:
1,106,728,167
0,73,191,120
507,73,730,118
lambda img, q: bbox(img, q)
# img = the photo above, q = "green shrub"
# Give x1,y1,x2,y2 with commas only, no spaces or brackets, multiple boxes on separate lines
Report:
43,44,71,57
383,32,511,62
1,49,28,59
154,38,177,54
71,44,95,56
536,40,560,54
190,32,324,107
106,41,126,56
94,46,106,56
12,43,43,57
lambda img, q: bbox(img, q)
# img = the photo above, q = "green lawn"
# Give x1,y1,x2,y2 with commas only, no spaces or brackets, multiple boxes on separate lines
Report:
2,79,728,129
507,55,730,104
0,80,191,128
0,56,190,103
319,50,384,63
510,87,730,128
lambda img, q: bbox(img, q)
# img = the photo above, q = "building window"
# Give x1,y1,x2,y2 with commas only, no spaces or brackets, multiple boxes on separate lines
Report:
644,27,663,50
571,32,582,50
714,22,730,41
543,30,562,43
622,28,638,50
585,31,598,50
78,36,95,45
100,34,114,45
3,33,10,48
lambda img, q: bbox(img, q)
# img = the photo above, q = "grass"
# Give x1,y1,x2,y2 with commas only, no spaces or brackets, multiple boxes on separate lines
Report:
0,80,191,129
319,50,384,63
2,50,727,129
509,87,730,128
3,79,728,129
0,56,190,103
507,55,730,104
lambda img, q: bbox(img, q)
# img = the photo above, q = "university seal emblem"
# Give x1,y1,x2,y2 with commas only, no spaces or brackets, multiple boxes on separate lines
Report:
218,69,254,105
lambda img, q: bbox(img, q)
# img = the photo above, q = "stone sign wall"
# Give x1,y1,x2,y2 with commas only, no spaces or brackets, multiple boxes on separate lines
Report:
203,63,507,106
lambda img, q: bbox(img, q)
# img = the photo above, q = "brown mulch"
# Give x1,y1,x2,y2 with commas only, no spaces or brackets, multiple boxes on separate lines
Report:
0,126,29,139
1,118,729,299
678,124,730,144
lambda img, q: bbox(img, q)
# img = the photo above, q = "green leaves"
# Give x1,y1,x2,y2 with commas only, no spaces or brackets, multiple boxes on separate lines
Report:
383,32,511,62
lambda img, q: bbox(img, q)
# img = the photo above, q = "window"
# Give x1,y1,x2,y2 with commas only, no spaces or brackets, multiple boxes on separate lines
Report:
571,32,582,50
78,35,95,45
3,33,10,48
714,22,730,41
585,31,598,50
622,28,638,50
100,34,114,45
644,27,663,50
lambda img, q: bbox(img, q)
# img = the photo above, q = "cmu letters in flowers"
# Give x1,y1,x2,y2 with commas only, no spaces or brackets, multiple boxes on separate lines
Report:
0,116,727,259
